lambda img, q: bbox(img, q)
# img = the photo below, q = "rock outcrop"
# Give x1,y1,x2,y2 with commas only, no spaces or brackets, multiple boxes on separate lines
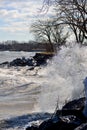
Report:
26,97,87,130
0,53,53,67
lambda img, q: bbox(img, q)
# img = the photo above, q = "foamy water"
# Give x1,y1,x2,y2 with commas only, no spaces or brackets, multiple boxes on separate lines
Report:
38,44,87,111
0,51,41,120
0,66,43,120
0,51,35,63
0,44,87,129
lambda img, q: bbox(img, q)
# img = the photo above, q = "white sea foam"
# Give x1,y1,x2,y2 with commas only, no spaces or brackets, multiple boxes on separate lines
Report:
38,44,87,112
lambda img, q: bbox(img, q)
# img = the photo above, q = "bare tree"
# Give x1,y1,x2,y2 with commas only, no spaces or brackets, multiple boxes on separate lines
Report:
51,24,69,46
44,0,87,43
30,19,68,52
30,20,54,52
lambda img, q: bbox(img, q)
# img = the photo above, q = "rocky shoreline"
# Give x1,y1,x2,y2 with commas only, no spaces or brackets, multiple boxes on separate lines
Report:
0,53,53,68
0,53,87,130
26,97,87,130
0,97,86,130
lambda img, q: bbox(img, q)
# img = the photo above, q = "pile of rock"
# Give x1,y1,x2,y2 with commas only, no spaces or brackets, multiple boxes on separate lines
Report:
0,53,53,67
26,97,87,130
9,57,34,67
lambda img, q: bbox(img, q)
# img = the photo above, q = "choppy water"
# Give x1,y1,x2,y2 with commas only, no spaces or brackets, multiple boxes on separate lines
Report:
0,44,87,129
0,51,49,129
0,51,35,63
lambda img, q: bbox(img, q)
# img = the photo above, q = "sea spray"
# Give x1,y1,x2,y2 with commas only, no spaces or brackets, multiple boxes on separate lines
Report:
38,43,87,112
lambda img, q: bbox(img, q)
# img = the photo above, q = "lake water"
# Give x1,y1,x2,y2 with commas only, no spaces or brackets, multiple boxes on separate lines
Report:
0,44,87,129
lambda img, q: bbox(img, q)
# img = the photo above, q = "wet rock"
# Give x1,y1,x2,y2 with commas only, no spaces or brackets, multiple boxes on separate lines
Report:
60,115,82,125
9,57,34,67
25,120,43,130
39,115,80,130
33,53,53,66
0,53,53,67
74,123,87,130
39,118,55,130
28,67,34,70
25,98,87,130
26,125,39,130
26,115,82,130
9,53,53,67
58,109,86,121
62,97,85,110
26,58,34,66
0,61,9,67
56,97,86,122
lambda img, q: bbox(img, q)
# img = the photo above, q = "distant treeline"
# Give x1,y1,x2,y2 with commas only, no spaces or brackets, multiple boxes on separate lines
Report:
0,41,52,52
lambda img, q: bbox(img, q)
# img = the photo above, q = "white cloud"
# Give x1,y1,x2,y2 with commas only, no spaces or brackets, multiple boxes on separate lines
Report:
0,9,20,19
0,1,43,23
0,0,55,41
0,26,28,33
0,9,8,16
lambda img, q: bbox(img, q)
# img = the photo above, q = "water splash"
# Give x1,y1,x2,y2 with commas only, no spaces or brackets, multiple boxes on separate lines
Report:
38,43,87,112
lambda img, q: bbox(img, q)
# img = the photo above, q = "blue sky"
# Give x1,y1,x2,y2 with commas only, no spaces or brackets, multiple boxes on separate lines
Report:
0,0,54,42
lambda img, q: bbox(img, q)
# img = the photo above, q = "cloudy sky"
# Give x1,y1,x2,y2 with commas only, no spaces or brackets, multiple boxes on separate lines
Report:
0,0,54,42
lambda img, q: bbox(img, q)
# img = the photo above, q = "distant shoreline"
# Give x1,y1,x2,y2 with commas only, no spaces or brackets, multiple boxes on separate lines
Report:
0,42,48,52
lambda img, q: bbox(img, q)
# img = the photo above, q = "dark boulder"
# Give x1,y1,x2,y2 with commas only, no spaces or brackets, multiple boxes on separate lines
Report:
10,58,26,66
26,126,38,130
56,97,86,121
56,109,86,121
25,120,42,130
0,53,53,67
9,57,34,67
25,98,87,130
33,53,53,66
39,115,59,130
75,123,87,130
62,97,85,110
26,58,34,66
0,61,9,67
39,115,80,130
